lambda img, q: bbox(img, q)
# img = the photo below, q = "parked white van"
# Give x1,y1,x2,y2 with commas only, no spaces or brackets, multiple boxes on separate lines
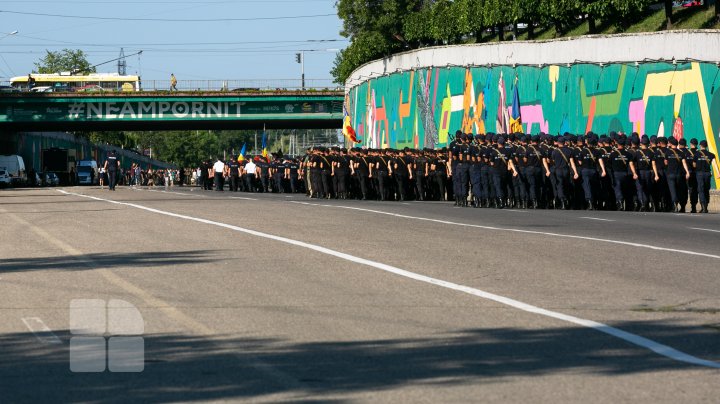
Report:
0,155,27,186
76,160,99,185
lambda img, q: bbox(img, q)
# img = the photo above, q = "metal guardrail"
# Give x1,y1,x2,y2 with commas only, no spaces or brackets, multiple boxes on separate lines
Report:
0,79,343,93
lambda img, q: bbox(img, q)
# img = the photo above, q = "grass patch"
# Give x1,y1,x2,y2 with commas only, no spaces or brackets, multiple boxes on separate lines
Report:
466,4,719,45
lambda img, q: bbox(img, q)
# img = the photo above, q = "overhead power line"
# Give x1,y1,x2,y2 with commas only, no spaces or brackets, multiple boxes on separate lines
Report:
0,10,336,22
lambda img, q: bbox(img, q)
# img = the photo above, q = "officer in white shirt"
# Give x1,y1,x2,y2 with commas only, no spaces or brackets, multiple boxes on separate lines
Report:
244,158,257,192
213,157,226,191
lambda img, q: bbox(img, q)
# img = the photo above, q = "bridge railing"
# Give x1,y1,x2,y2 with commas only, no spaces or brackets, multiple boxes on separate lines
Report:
0,79,343,93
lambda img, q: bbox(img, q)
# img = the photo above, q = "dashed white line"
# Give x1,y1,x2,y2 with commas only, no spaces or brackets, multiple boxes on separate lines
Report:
689,227,720,234
57,189,720,369
22,317,62,345
579,217,615,222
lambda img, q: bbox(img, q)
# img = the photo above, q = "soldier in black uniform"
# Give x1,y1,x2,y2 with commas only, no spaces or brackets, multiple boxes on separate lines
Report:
390,148,412,201
693,140,719,213
468,135,484,207
548,137,575,210
524,135,544,209
633,136,657,211
286,158,300,193
104,150,119,191
572,136,606,210
413,149,429,201
333,148,351,199
228,157,241,192
489,137,519,208
371,149,391,201
687,138,699,212
257,158,271,193
665,137,691,212
354,149,371,200
609,138,639,211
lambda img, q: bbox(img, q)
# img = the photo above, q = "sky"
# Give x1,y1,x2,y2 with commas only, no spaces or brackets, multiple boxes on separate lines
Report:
0,0,346,86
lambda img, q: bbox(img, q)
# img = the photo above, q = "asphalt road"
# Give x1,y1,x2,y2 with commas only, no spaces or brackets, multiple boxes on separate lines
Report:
1,186,719,403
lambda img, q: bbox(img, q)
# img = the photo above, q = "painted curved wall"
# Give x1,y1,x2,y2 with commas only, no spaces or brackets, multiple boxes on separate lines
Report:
344,31,720,169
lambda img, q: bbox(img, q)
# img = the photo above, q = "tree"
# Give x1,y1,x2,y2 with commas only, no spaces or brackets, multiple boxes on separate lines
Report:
664,0,673,29
332,0,423,83
34,49,96,74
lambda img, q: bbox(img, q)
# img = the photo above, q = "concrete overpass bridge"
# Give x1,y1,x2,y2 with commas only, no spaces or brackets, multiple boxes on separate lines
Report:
0,90,344,131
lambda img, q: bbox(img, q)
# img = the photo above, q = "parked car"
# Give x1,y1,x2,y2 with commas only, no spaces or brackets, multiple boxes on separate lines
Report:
0,155,26,186
76,160,99,185
0,168,11,188
45,172,60,186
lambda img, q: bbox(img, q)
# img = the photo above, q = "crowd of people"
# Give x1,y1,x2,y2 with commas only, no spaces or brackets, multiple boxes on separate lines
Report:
195,130,718,214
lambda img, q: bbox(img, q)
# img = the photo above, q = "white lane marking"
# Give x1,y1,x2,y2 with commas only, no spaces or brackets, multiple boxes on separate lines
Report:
689,227,720,234
503,209,529,213
579,217,615,222
58,189,720,369
22,317,62,345
291,201,720,261
144,188,258,201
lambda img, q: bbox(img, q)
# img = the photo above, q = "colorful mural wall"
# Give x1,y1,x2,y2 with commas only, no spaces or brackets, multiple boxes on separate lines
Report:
345,61,720,165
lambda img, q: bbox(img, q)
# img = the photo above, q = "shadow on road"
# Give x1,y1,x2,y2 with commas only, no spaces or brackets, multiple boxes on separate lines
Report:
0,250,220,273
1,323,717,402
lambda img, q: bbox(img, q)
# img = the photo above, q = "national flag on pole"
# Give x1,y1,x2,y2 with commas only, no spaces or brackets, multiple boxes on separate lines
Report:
343,104,361,143
496,71,510,134
261,131,268,160
509,76,523,133
237,143,246,162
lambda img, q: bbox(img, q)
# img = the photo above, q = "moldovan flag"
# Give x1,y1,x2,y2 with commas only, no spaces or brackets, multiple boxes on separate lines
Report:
509,77,523,133
237,143,246,162
343,105,360,143
261,131,268,160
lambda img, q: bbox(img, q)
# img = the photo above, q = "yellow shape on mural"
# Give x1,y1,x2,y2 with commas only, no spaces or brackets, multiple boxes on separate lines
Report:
548,65,560,102
642,62,718,160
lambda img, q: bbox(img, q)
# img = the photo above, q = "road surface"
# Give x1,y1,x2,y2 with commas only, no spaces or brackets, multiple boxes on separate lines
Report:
1,186,719,402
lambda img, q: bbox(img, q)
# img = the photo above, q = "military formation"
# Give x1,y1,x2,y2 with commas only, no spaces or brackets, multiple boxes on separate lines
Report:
196,130,719,214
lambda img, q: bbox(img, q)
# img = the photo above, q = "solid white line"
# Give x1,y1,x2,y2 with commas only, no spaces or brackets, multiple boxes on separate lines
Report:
57,189,720,369
579,217,615,222
689,227,720,234
229,196,259,201
291,201,720,261
22,317,62,345
503,209,530,213
145,188,258,201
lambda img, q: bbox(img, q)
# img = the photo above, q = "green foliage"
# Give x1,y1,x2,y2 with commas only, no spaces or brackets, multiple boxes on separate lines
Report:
33,49,96,74
332,0,705,83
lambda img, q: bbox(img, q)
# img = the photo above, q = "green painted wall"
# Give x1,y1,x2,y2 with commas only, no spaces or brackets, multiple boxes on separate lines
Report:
346,62,720,168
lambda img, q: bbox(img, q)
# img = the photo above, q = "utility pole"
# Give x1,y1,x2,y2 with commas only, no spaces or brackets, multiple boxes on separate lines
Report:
118,48,127,75
295,52,305,90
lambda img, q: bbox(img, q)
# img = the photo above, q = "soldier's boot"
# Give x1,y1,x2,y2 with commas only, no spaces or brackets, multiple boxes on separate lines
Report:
690,204,697,213
562,199,570,210
586,199,593,210
453,197,459,206
463,197,469,207
531,199,538,209
701,203,708,213
616,201,624,211
496,198,505,209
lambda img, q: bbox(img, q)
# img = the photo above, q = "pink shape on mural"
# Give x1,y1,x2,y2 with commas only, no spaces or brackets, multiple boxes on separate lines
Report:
628,100,645,135
516,105,549,134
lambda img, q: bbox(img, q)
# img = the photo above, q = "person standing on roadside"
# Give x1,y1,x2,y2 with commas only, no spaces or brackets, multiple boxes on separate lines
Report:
104,150,119,191
170,73,178,92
